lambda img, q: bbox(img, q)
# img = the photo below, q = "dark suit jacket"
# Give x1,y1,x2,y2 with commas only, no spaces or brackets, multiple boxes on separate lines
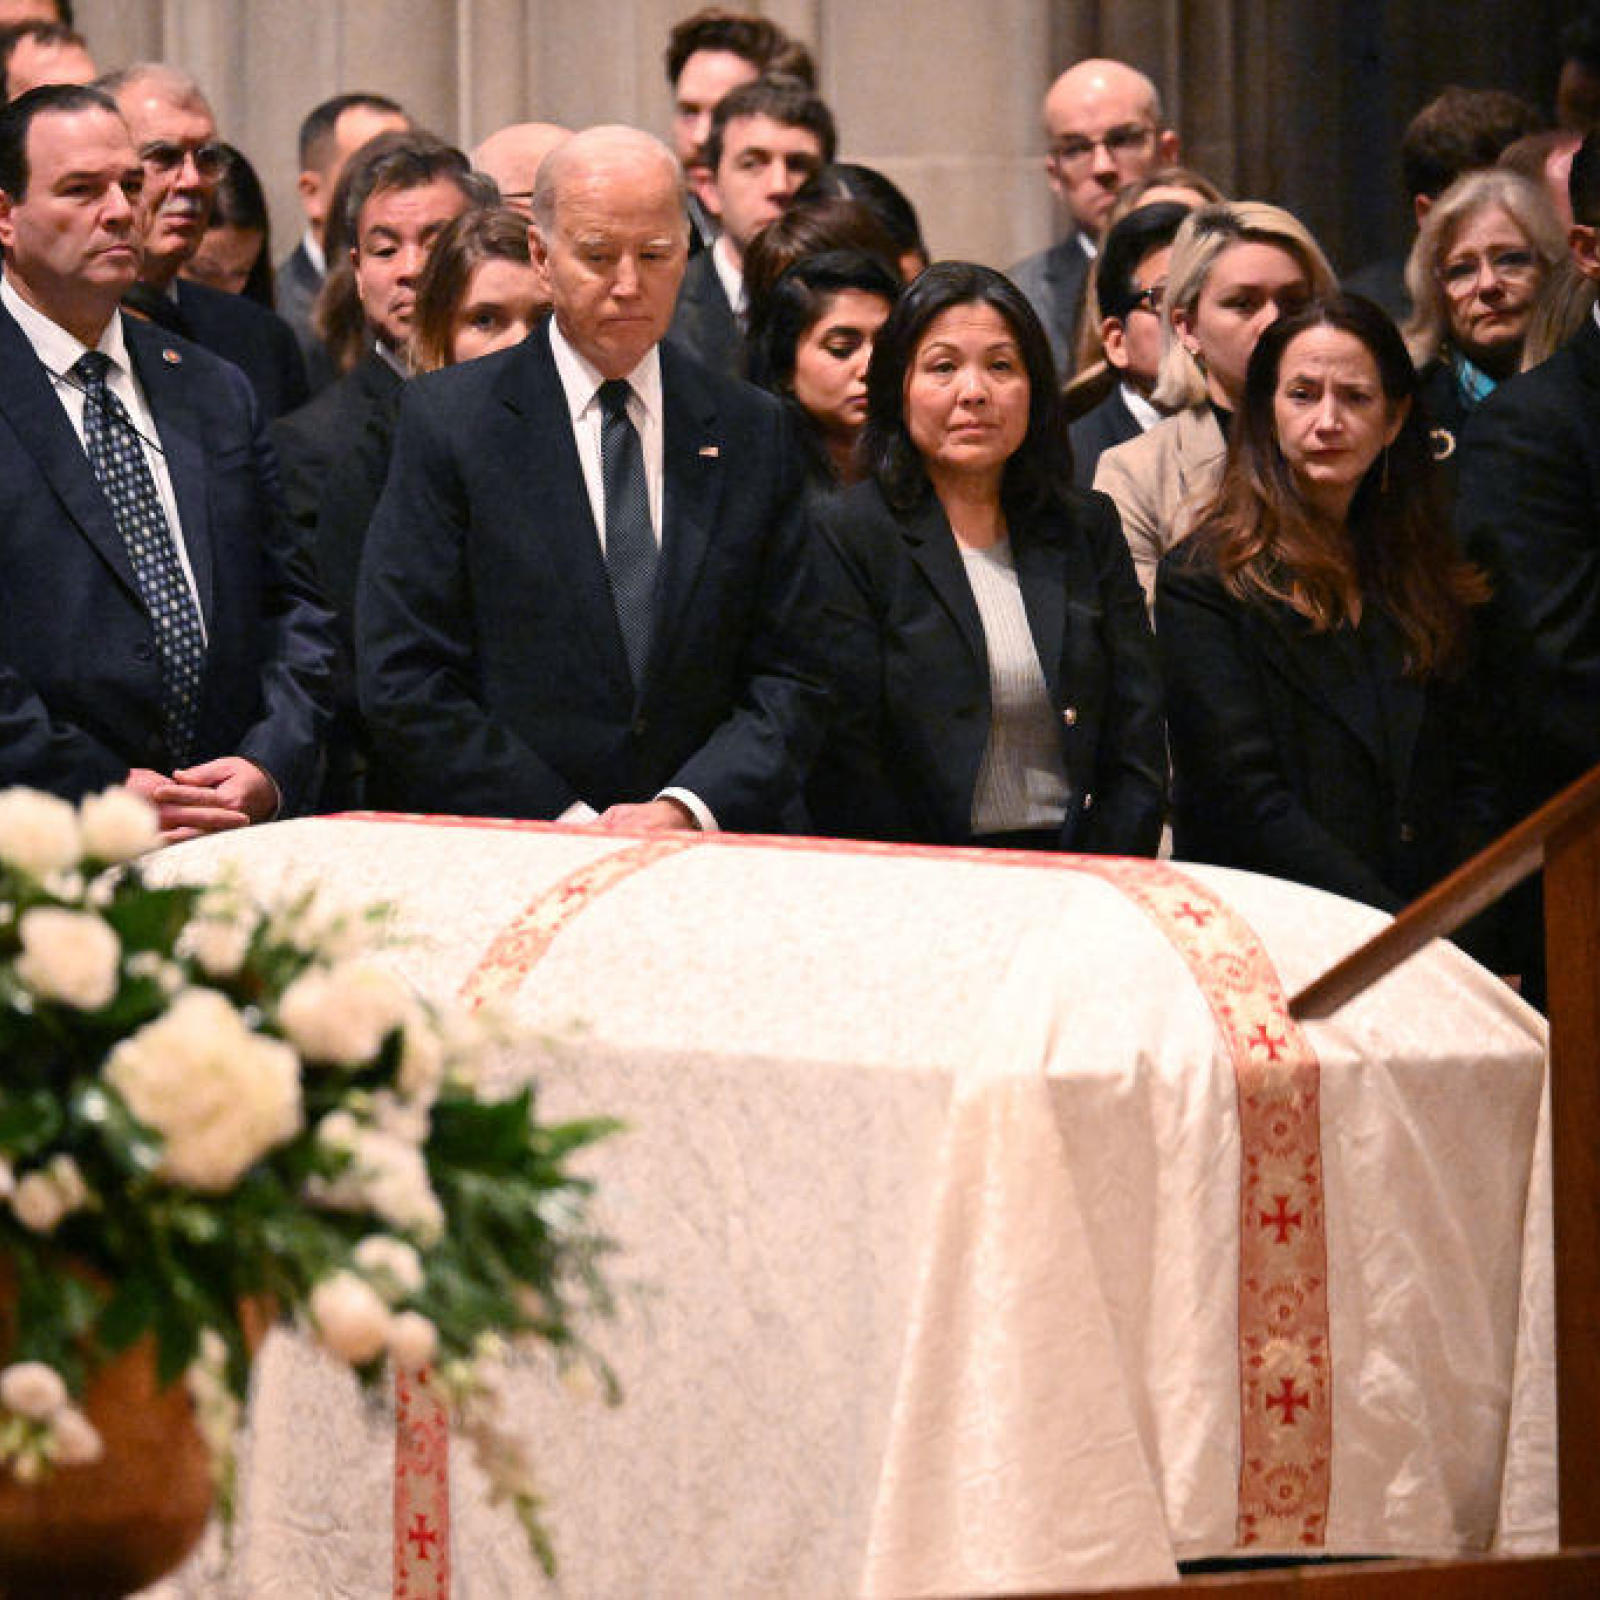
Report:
0,305,337,811
807,479,1166,854
129,278,310,420
274,240,334,392
1008,234,1092,382
356,323,831,827
272,352,406,809
1156,545,1501,911
668,249,744,377
1457,318,1600,814
1069,387,1144,489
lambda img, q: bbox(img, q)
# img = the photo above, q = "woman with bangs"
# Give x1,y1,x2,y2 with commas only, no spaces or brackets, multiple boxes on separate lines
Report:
1155,294,1500,914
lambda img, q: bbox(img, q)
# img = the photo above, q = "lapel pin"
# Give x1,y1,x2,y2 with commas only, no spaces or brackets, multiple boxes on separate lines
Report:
698,445,719,458
162,348,182,365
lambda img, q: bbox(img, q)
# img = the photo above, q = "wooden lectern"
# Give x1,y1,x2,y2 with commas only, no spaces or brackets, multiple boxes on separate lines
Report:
1016,766,1600,1599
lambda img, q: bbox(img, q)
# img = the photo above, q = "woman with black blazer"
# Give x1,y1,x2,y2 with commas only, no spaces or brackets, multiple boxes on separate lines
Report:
1156,294,1500,912
807,261,1166,855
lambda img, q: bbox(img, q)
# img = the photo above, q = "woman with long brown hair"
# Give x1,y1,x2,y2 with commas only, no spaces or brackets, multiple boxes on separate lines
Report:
1155,293,1499,911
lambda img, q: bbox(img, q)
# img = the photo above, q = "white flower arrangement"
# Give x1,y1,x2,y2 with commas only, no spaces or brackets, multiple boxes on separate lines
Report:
0,787,617,1571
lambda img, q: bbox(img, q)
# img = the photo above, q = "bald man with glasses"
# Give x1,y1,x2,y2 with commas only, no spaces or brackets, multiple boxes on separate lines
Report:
1009,58,1179,382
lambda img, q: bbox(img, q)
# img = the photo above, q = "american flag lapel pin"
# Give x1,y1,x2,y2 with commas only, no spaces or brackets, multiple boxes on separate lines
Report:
162,348,182,365
698,444,719,458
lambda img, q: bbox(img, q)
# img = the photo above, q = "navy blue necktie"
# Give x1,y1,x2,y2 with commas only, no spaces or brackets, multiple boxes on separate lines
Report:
598,378,658,688
74,351,205,764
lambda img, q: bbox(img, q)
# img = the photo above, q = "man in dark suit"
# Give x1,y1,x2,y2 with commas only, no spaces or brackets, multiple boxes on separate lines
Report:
0,84,335,835
1457,128,1600,817
100,63,308,420
273,130,477,809
1009,59,1179,382
276,92,410,391
358,125,829,832
1068,200,1189,487
669,75,834,376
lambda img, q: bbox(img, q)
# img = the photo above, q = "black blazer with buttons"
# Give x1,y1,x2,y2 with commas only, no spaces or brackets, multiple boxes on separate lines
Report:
806,478,1166,854
1155,542,1501,910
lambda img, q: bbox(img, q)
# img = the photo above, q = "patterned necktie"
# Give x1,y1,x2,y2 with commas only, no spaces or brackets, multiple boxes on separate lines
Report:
73,351,205,765
598,377,658,688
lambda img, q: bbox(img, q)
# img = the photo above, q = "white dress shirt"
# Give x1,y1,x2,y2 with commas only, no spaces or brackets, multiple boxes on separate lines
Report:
546,320,715,832
2,276,206,637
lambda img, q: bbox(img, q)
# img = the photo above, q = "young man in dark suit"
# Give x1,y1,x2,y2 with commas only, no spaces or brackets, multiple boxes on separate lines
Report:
0,84,335,836
357,125,829,832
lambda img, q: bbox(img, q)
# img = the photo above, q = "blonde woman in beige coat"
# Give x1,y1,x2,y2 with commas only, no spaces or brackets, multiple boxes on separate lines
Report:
1094,201,1337,604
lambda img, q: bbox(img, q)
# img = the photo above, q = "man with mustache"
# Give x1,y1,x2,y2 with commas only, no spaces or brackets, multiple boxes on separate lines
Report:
101,63,307,419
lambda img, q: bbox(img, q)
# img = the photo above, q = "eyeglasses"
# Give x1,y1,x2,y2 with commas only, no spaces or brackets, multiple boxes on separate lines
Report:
138,140,227,179
1436,247,1540,296
1126,283,1166,315
1048,123,1155,174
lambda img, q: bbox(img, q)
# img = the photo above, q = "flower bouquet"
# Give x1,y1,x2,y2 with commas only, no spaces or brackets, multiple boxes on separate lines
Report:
0,786,617,1579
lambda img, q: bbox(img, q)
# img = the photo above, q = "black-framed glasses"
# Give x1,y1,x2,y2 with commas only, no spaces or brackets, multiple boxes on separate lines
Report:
1126,283,1166,315
1436,247,1539,296
1048,123,1155,173
138,140,227,179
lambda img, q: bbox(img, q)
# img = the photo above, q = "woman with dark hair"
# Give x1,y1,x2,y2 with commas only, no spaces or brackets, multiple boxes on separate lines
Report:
804,162,930,280
742,194,899,339
752,249,899,493
807,261,1166,852
1156,293,1499,910
180,143,273,306
410,206,547,372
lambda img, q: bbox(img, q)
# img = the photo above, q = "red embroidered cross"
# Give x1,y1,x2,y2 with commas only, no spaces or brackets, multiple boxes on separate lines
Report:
1260,1194,1303,1243
1246,1022,1287,1061
1175,900,1212,926
406,1513,439,1560
1265,1377,1310,1426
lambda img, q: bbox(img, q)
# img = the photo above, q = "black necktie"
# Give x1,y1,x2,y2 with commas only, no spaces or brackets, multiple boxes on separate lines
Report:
74,351,205,764
598,378,658,688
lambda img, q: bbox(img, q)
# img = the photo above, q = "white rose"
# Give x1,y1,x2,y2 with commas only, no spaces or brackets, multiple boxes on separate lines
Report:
279,962,412,1067
12,1171,67,1233
310,1126,444,1244
105,988,303,1191
77,788,160,862
310,1271,391,1364
316,1109,361,1154
387,1311,438,1372
16,908,120,1011
181,915,254,978
45,1155,88,1212
370,1089,430,1146
0,790,80,878
0,1361,67,1420
398,1016,445,1100
352,1235,425,1300
49,1405,104,1466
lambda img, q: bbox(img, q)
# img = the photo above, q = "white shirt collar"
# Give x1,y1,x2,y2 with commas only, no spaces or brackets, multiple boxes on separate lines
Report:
1,276,128,378
302,228,327,278
1119,381,1162,432
547,316,663,427
711,233,747,316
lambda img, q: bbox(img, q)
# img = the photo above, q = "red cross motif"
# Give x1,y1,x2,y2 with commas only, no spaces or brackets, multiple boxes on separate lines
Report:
1175,900,1212,926
1246,1022,1287,1061
407,1513,439,1561
1260,1194,1303,1243
1265,1377,1310,1426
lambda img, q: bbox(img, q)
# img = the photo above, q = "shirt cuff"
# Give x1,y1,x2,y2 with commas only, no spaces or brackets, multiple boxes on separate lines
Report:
658,787,718,833
557,800,600,825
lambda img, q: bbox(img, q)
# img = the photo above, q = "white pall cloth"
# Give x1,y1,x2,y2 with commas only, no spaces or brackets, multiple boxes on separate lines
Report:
141,817,1553,1599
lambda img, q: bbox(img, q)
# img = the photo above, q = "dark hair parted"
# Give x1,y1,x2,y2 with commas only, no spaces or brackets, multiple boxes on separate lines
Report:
703,73,836,174
1400,86,1543,203
804,163,927,268
0,80,115,199
862,260,1073,517
753,246,899,389
314,129,485,375
410,205,537,373
1185,293,1486,677
664,8,814,88
743,194,898,341
297,91,406,171
204,143,274,305
1096,200,1191,321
